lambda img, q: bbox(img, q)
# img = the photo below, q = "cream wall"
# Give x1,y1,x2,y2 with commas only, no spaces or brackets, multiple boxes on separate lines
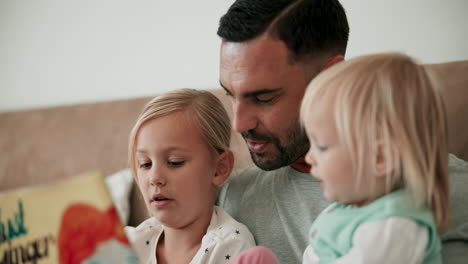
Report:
1,0,467,111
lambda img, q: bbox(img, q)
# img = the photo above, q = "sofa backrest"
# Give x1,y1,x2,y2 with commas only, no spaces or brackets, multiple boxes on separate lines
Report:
0,89,252,191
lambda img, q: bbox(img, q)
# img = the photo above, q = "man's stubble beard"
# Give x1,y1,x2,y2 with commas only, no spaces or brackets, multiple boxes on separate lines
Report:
243,121,310,171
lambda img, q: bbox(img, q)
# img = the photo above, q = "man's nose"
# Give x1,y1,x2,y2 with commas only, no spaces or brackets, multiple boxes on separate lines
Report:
232,101,257,133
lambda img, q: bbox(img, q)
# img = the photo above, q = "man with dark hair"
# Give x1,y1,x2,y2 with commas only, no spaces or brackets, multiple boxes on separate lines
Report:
216,0,468,263
218,0,348,172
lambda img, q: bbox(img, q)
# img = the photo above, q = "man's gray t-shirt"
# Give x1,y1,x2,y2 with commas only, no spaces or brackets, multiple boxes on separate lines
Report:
218,154,468,264
218,165,329,263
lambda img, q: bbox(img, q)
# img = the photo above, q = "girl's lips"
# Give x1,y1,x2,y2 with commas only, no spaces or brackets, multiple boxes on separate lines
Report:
246,140,268,153
151,194,173,208
151,199,173,208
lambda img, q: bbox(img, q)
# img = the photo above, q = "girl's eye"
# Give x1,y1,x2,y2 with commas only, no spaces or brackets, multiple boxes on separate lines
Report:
311,141,328,152
139,162,152,169
168,160,185,167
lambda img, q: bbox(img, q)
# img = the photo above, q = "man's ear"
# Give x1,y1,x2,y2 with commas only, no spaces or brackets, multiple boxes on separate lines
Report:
212,151,234,186
374,140,395,177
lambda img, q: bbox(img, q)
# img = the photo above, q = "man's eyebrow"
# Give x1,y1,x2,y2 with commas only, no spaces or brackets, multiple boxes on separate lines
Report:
219,81,282,98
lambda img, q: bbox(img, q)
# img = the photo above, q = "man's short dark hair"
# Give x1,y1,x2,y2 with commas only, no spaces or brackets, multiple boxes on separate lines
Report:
217,0,349,61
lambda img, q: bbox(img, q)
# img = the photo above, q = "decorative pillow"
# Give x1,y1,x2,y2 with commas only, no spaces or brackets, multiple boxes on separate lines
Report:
105,168,134,225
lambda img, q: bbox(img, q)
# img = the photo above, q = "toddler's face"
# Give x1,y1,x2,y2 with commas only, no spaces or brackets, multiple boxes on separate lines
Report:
134,111,218,228
303,93,374,206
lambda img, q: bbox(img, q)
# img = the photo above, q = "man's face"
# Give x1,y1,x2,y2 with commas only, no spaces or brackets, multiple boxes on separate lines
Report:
219,35,311,170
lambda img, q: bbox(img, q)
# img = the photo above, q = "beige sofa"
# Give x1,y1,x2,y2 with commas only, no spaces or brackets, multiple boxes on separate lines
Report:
1,61,467,227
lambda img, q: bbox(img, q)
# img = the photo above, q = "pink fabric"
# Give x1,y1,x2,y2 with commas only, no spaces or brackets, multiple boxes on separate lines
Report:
231,246,279,264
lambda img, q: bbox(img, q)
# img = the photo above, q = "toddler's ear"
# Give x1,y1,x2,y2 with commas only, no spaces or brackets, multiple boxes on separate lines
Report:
374,140,395,177
212,151,234,186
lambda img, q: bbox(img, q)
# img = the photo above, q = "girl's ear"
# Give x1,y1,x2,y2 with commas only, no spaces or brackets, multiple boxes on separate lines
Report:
374,140,395,177
212,151,234,186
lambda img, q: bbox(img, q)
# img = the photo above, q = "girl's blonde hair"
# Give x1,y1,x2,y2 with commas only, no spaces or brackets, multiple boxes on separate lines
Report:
300,53,449,233
128,89,231,178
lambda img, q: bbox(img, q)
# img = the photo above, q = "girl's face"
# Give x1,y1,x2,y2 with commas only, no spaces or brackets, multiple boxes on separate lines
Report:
303,93,376,207
134,111,220,229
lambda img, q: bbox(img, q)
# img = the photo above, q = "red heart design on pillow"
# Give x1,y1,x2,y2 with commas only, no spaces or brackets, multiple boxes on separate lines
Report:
57,204,129,264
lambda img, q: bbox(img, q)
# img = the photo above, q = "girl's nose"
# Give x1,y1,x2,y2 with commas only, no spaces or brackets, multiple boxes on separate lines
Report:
149,167,166,187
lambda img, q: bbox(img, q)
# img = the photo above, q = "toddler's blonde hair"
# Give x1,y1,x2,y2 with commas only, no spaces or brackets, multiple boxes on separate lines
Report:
300,53,449,233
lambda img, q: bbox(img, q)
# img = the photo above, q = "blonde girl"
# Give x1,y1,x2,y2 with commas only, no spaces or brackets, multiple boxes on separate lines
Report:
125,89,255,264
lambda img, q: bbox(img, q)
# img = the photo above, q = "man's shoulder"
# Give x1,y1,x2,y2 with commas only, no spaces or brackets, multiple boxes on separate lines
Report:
448,154,468,177
443,154,468,263
447,154,468,210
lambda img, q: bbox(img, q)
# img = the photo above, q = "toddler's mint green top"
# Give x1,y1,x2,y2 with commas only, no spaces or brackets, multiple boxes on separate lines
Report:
309,190,440,264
